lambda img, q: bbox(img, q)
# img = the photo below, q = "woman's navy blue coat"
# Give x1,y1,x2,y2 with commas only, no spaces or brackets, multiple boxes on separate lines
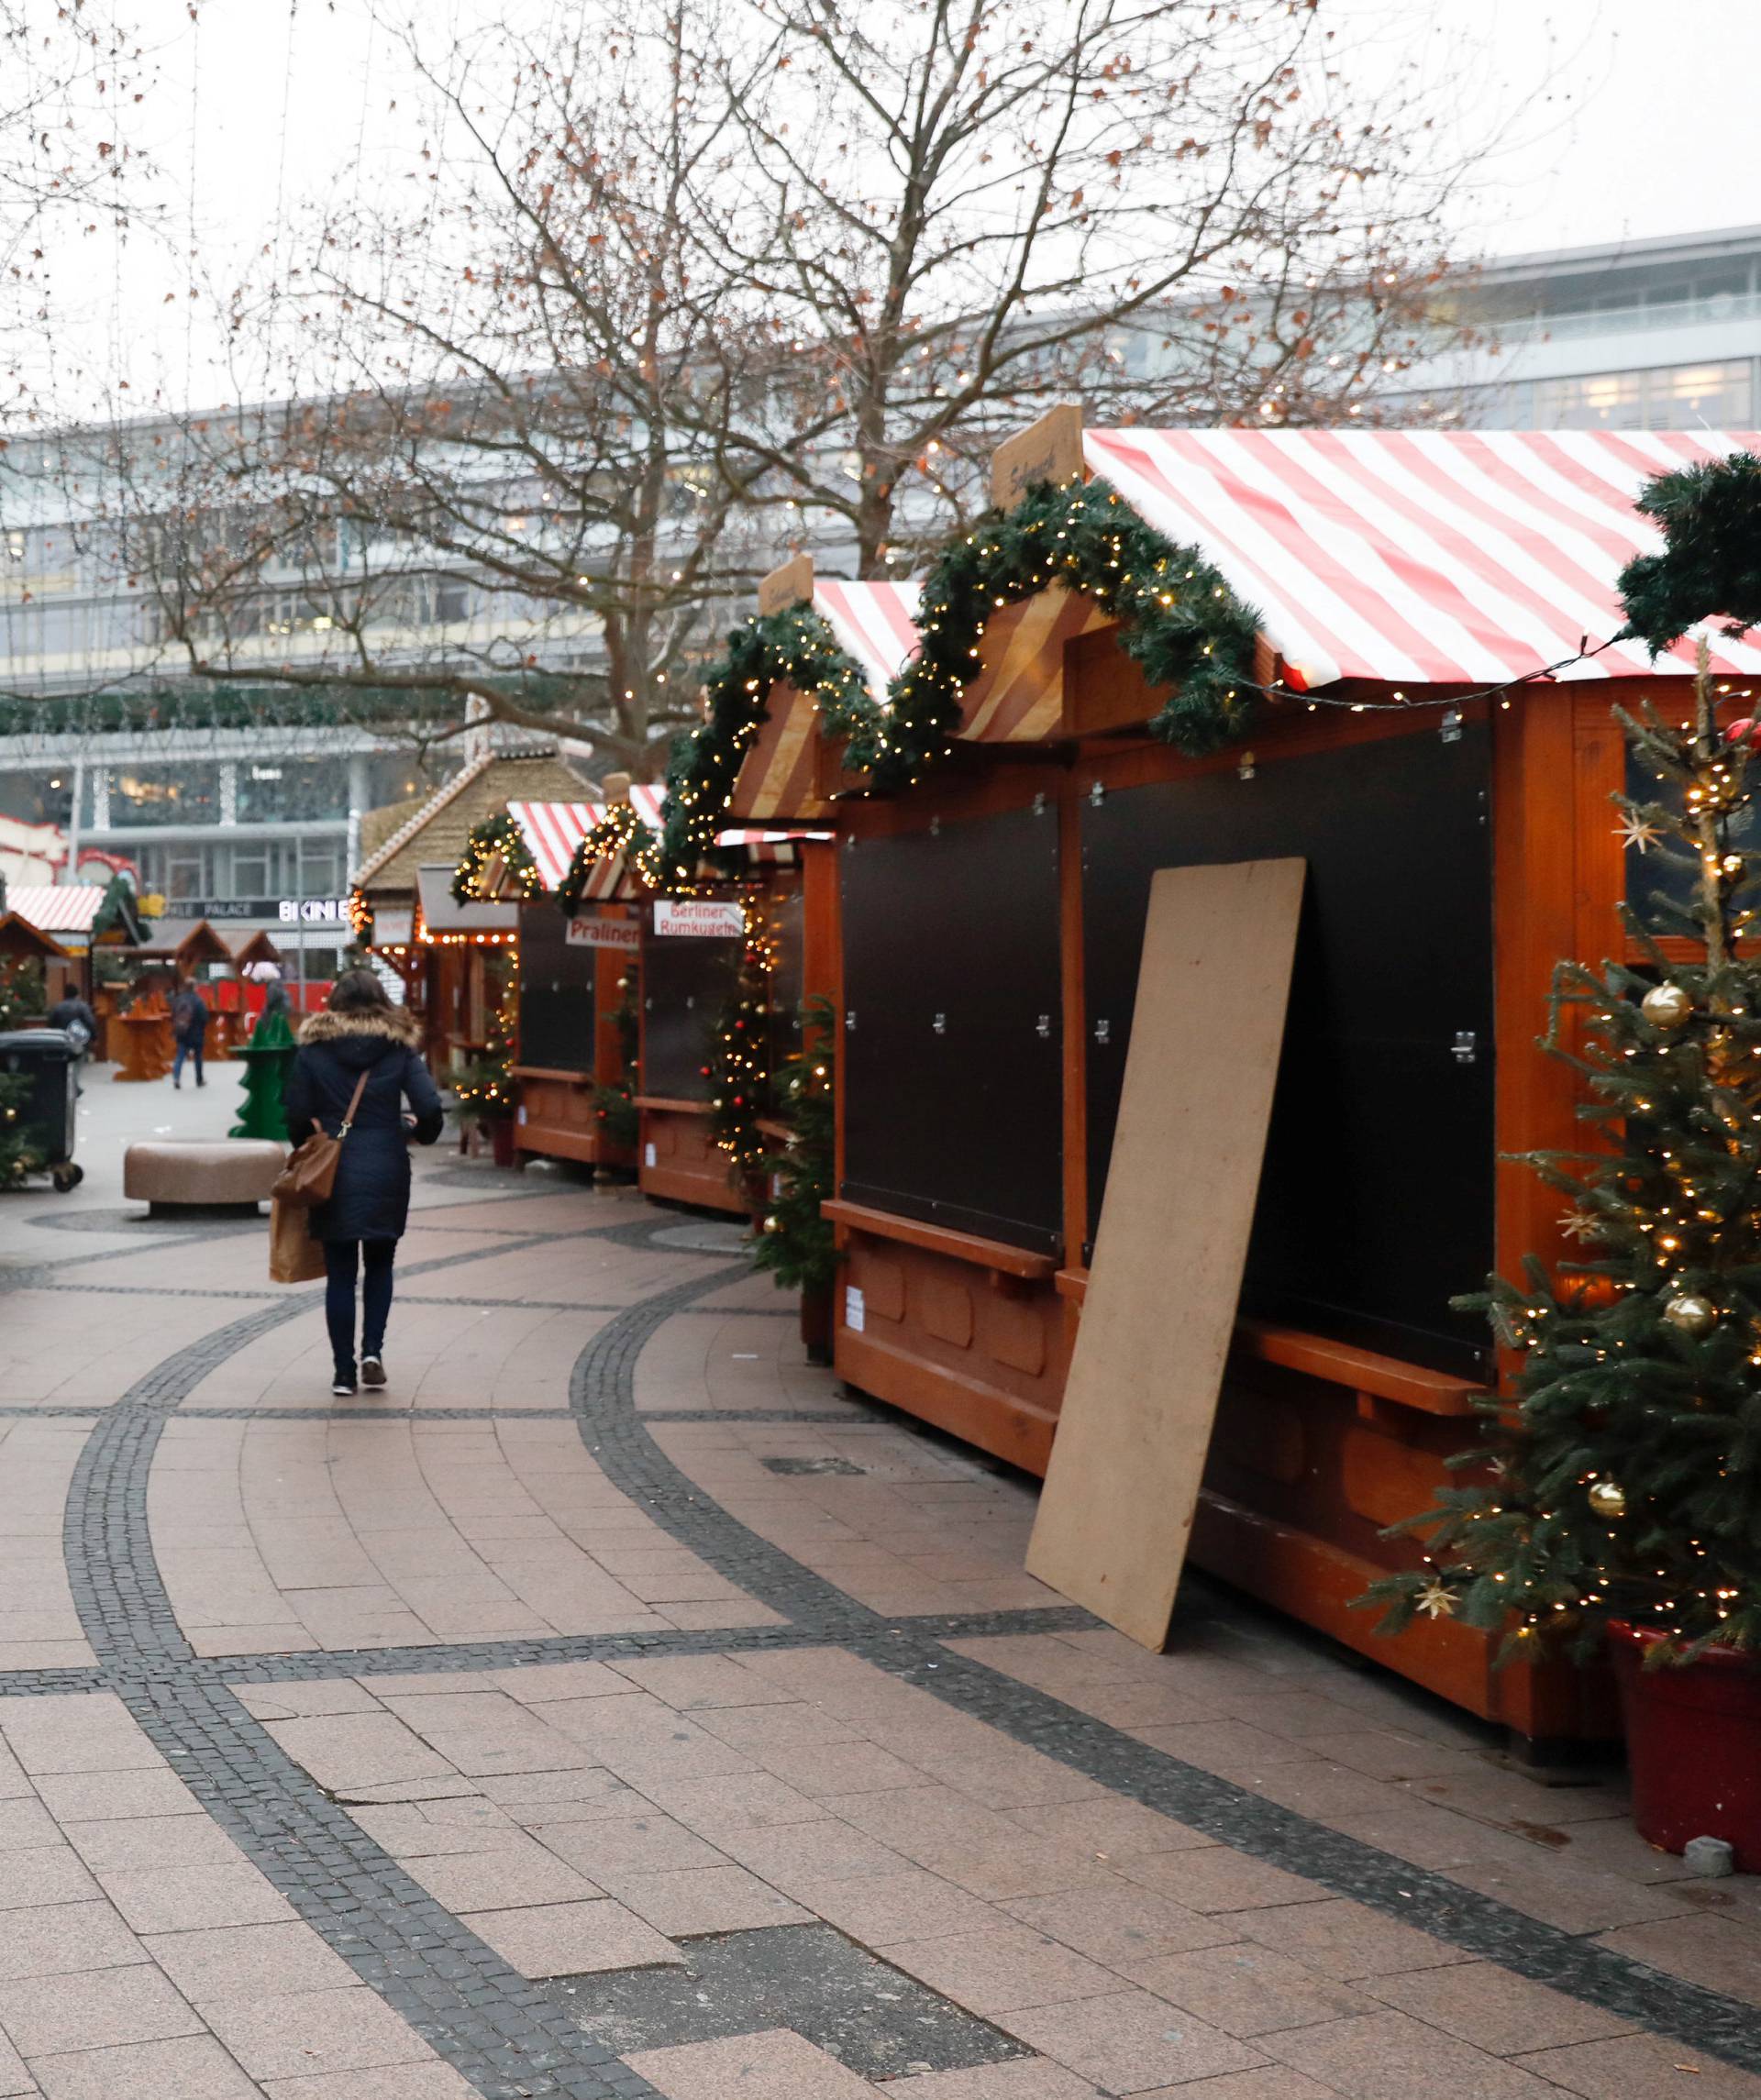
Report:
282,1007,445,1243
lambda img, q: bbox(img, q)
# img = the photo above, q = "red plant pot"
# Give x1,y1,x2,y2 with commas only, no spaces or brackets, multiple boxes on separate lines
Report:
1608,1620,1761,1872
490,1119,517,1170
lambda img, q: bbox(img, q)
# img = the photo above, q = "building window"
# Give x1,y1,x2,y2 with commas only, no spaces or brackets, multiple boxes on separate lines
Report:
1533,359,1753,430
236,757,349,824
109,763,221,827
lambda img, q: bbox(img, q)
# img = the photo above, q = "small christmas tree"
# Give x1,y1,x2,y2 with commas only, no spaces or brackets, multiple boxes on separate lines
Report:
753,994,838,1297
229,1006,297,1143
593,964,640,1151
1368,642,1761,1662
708,902,775,1185
0,1071,45,1189
454,960,517,1129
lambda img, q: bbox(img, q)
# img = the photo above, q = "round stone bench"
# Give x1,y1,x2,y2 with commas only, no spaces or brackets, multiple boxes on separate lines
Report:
124,1139,286,1217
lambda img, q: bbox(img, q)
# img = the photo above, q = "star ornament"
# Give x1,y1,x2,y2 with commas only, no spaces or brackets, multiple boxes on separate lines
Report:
1415,1578,1457,1620
1557,1210,1600,1243
1614,812,1664,855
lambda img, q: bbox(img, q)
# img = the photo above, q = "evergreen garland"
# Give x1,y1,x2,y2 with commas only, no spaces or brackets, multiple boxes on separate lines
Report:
871,476,1263,792
557,804,660,915
656,606,878,883
453,813,542,905
0,1071,44,1190
1618,449,1761,658
592,961,640,1150
752,994,838,1296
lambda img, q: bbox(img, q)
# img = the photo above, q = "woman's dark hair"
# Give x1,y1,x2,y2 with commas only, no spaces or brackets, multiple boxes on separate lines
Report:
327,967,392,1016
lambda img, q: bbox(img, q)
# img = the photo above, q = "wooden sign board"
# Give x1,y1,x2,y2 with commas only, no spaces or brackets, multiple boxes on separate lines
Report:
758,553,814,615
991,403,1084,512
1026,857,1305,1649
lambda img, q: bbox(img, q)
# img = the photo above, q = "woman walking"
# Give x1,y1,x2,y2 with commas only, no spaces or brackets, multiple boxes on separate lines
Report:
283,969,445,1396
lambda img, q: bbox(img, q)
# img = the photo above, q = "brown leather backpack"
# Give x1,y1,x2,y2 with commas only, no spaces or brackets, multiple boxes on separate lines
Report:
271,1064,372,1209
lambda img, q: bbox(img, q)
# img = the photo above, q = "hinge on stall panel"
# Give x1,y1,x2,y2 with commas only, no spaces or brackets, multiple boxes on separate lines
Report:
929,815,941,837
1088,780,1105,807
845,1011,857,1032
933,1013,947,1035
844,834,858,851
1032,791,1047,816
1440,707,1462,745
1093,1017,1111,1045
1453,1031,1478,1065
1036,1014,1051,1039
1236,749,1257,781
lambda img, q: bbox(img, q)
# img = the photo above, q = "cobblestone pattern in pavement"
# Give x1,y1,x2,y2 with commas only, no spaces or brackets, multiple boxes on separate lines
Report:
0,1088,1758,2100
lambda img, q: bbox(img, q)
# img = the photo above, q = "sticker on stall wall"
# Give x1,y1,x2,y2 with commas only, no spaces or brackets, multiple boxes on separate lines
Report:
517,1106,527,1125
844,1285,865,1333
645,1143,657,1167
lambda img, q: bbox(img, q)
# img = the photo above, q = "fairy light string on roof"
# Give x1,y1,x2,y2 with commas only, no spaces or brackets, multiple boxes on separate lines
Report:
452,812,542,906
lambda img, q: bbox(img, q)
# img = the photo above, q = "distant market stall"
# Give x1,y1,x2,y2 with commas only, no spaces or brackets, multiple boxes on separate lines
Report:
765,412,1761,1752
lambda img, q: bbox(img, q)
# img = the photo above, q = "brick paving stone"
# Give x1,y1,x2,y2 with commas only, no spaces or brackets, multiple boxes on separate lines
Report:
142,1921,358,2003
877,1926,1123,2018
1257,2009,1572,2098
632,1770,828,1834
198,1987,438,2083
1112,1850,1335,1914
94,1863,298,1936
0,1848,100,1911
714,1818,912,1891
1213,1898,1473,1982
1361,1959,1638,2051
0,1898,144,1982
876,2067,1104,2100
397,1835,604,1911
0,1968,203,2057
627,2028,879,2100
1134,2072,1340,2100
608,1863,814,1936
1002,1886,1236,1969
30,1771,204,1823
260,2069,481,2099
533,1810,729,1879
460,1897,684,1979
61,1818,251,1873
1591,1914,1761,2006
999,1988,1265,2092
0,1797,61,1851
1512,2035,1761,2097
1449,1858,1705,1935
791,1869,1007,1949
1002,1798,1213,1861
27,2034,263,2099
1122,1941,1376,2037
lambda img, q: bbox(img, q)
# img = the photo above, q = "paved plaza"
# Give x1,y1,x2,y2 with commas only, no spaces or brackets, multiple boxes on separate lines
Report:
0,1078,1756,2100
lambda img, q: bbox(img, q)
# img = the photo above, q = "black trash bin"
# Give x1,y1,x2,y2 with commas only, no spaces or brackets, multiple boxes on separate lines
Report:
0,1030,83,1190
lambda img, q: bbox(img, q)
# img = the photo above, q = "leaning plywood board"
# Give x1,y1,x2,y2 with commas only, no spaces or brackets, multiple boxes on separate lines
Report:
1026,857,1305,1649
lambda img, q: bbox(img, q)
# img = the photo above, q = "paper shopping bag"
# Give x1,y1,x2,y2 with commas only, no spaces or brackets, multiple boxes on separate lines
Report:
270,1197,327,1283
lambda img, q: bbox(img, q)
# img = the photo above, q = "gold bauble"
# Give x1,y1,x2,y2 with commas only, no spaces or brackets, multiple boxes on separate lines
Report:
1587,1479,1627,1519
762,1214,780,1233
1641,982,1693,1029
1662,1292,1718,1338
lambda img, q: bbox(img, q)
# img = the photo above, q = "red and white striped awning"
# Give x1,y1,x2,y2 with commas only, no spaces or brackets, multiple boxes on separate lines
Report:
812,579,921,699
6,884,103,934
505,801,607,892
1083,426,1761,691
712,826,834,864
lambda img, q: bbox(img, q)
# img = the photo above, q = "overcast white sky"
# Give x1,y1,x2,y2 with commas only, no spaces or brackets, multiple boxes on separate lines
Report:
32,0,1761,417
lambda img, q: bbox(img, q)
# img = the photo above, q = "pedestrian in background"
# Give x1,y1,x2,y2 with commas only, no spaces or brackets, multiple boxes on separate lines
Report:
171,978,210,1089
282,967,444,1397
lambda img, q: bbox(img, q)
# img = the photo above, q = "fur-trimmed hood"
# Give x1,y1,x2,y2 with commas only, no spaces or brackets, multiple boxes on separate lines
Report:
298,1006,421,1050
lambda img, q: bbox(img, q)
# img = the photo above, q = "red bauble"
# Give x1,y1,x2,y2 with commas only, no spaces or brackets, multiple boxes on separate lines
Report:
1727,718,1761,747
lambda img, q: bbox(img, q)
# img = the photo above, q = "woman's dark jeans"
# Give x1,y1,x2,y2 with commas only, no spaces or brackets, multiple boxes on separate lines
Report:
323,1239,396,1379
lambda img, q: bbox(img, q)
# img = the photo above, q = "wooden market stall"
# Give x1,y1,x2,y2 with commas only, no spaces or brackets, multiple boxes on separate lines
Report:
802,414,1761,1753
608,573,916,1216
353,745,596,1071
456,795,642,1170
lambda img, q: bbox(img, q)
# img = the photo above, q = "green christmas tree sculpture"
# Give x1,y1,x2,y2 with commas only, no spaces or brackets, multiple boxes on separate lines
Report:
230,1006,297,1144
1368,642,1761,1663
